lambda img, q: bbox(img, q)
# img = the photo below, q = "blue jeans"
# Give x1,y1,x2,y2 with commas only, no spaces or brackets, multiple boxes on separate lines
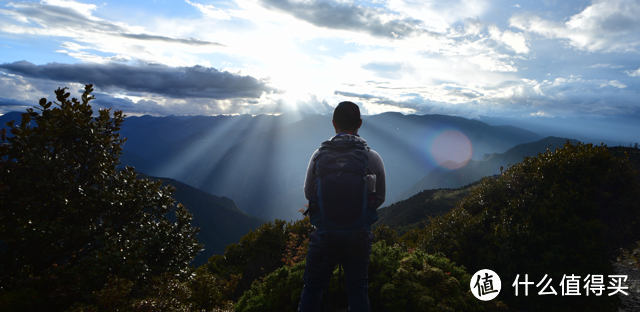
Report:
298,229,374,312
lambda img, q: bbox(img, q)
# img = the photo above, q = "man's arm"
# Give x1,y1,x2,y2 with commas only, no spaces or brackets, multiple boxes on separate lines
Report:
303,150,319,201
368,150,386,209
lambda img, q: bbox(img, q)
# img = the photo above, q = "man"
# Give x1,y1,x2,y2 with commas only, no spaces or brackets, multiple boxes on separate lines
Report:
298,101,386,312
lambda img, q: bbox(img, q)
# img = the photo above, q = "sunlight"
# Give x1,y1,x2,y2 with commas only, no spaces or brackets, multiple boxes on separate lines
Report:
154,114,246,182
279,90,310,112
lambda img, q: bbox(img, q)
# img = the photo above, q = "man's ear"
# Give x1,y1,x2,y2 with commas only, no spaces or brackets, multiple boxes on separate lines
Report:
357,119,362,129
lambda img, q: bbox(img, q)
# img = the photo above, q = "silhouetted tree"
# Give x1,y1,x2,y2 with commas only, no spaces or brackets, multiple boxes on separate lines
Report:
0,85,202,310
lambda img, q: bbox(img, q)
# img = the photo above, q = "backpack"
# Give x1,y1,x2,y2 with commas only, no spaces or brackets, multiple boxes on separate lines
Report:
307,137,377,245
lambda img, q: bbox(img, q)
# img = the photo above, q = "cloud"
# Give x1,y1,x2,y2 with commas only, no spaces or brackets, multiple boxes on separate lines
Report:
607,80,627,88
185,0,232,20
387,0,489,33
0,97,32,107
626,67,640,77
334,73,640,119
510,0,640,52
0,1,223,46
589,63,624,68
0,61,275,100
466,52,519,72
488,26,529,54
255,0,432,39
0,0,225,67
118,33,224,47
246,93,333,115
0,67,328,116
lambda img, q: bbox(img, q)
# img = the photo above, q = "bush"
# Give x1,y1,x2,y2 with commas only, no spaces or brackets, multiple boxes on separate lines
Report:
66,270,237,312
0,86,203,311
234,241,507,312
417,141,640,311
201,216,312,301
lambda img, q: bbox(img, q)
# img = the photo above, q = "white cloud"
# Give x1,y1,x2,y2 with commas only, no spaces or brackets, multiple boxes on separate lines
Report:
42,0,97,16
466,52,519,72
626,67,640,77
589,63,624,68
607,80,627,88
489,26,529,53
387,0,489,33
185,0,232,20
510,0,640,52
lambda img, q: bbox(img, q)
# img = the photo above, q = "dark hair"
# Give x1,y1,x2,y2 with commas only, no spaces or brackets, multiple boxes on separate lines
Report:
333,101,361,131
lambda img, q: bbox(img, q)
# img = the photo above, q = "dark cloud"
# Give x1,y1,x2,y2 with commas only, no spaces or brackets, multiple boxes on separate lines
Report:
258,0,432,39
334,90,377,99
2,2,224,47
119,34,224,47
0,61,274,99
7,2,122,32
334,90,426,111
0,97,31,107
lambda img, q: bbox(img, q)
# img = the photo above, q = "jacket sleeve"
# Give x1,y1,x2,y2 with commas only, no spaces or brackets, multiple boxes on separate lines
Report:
303,150,319,201
368,149,386,210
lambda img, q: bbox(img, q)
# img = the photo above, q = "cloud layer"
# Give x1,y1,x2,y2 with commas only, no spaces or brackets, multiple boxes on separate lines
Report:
510,0,640,52
257,0,431,39
0,61,274,99
0,0,638,131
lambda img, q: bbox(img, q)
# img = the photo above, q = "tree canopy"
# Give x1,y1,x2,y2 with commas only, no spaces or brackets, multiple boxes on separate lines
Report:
416,141,640,311
0,85,202,310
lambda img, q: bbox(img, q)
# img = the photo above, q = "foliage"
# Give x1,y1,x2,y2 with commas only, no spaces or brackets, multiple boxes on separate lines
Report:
201,215,313,300
235,241,508,312
414,141,640,311
66,271,237,312
0,85,202,311
281,232,309,268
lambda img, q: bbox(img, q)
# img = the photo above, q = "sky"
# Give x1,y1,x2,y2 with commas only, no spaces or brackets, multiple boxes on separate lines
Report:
0,0,639,140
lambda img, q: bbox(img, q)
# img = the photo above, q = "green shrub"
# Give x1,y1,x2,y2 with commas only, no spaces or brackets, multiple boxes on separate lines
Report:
235,242,507,312
66,271,236,312
201,216,313,300
417,141,640,311
0,86,202,311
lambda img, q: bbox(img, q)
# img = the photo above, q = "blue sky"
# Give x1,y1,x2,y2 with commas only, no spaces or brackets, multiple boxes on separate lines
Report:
1,0,639,137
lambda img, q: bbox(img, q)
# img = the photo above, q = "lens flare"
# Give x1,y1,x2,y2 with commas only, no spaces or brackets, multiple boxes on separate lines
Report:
430,130,473,169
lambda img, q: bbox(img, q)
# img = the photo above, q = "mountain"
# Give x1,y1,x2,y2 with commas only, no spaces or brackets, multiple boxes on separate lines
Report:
118,111,311,183
394,136,579,203
138,173,267,267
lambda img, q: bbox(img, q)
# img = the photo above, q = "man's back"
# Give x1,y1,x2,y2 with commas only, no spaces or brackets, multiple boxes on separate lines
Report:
303,134,386,218
298,102,385,312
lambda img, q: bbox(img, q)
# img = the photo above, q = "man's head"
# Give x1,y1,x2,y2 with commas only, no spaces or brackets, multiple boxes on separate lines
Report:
332,101,362,134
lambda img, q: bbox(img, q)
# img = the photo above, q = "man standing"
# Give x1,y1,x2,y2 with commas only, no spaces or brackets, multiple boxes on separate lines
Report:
298,101,386,312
